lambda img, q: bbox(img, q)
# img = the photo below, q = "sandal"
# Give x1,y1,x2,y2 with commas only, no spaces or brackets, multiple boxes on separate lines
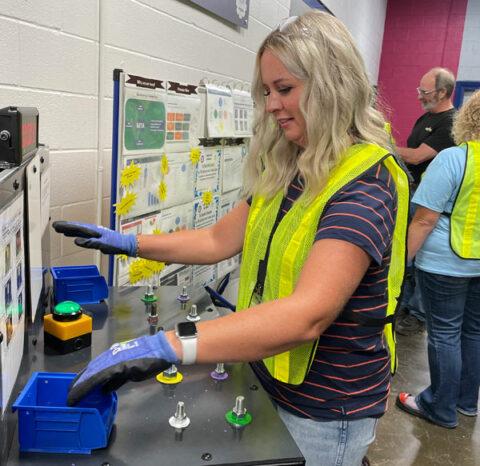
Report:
396,392,457,429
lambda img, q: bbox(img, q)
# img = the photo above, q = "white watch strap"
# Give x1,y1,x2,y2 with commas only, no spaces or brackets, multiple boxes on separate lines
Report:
180,337,197,365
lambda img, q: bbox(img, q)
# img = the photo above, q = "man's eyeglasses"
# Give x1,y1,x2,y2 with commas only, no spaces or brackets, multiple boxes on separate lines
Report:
416,87,438,96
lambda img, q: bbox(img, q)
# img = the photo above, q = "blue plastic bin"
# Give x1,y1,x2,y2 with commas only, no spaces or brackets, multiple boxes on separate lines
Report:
12,372,117,454
51,265,108,304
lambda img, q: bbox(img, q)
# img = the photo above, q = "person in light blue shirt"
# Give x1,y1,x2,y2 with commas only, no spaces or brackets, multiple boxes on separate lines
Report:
413,145,480,277
396,89,480,429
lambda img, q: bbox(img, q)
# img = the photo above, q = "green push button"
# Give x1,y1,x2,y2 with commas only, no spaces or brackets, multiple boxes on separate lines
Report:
53,301,82,321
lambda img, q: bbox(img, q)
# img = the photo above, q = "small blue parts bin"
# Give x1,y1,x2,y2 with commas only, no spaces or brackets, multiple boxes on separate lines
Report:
12,372,117,454
51,265,108,305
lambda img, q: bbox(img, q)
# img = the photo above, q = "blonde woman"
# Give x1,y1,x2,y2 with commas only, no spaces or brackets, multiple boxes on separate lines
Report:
397,89,480,428
54,12,409,465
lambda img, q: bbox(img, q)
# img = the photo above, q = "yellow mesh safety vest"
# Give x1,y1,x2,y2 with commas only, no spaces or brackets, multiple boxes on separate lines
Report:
450,141,480,259
237,143,409,385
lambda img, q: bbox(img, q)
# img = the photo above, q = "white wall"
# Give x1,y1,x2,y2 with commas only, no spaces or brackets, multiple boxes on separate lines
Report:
0,0,290,271
457,0,480,81
320,0,388,84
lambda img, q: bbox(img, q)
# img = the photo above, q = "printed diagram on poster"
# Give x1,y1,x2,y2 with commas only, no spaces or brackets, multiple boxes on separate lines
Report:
205,84,235,137
0,195,25,414
192,263,216,289
222,144,246,193
118,156,163,219
232,88,254,136
123,85,166,155
160,152,195,209
195,146,221,197
193,194,219,230
157,203,194,287
165,81,201,152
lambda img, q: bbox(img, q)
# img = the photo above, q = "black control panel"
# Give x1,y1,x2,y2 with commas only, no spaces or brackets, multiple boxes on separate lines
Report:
0,107,39,168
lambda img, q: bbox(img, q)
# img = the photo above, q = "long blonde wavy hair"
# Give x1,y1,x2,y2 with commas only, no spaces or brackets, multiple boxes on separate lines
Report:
452,89,480,144
244,11,391,202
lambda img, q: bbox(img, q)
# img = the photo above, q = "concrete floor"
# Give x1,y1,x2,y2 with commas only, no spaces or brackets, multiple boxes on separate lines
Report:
368,332,480,465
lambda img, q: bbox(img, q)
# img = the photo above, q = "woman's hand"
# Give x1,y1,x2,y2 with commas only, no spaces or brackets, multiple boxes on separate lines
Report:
53,221,137,256
67,331,179,406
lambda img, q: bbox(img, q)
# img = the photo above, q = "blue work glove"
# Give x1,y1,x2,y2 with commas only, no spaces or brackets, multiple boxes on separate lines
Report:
52,221,137,256
67,331,179,406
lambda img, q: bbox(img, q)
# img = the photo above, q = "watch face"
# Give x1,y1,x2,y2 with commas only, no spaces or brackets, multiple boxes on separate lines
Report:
176,321,197,338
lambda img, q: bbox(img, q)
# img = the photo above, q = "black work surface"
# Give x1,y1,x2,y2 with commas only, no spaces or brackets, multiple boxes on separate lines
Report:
7,286,305,466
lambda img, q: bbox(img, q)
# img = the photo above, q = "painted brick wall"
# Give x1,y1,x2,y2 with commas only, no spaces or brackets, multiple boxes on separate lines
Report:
378,0,468,146
0,0,290,272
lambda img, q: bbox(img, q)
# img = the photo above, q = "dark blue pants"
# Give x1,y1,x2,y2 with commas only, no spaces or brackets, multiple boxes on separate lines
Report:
416,270,480,427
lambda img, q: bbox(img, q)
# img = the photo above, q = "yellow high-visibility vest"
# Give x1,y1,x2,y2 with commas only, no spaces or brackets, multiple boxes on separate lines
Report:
450,141,480,259
237,143,409,385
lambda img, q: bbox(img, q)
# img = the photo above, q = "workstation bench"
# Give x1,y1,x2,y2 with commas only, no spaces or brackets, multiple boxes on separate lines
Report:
5,286,305,466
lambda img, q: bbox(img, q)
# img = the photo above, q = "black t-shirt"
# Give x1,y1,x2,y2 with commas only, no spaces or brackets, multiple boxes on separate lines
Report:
406,108,456,184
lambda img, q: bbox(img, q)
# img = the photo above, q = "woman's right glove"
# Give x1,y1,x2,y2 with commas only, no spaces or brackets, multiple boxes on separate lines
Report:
52,221,137,256
67,331,179,406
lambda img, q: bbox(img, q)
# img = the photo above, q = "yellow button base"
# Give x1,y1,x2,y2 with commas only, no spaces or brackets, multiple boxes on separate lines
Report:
44,313,92,340
156,371,183,385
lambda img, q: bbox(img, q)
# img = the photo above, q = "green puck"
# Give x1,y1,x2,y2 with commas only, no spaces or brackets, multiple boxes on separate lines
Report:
141,294,158,303
225,410,252,427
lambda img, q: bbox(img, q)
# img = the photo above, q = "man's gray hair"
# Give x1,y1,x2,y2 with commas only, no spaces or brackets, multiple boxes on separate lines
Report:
432,67,456,98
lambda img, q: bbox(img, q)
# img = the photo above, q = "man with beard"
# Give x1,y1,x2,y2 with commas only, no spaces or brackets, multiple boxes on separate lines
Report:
396,67,456,336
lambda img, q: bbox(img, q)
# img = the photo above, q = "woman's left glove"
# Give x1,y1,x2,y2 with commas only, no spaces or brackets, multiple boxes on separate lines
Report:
52,221,137,256
67,331,179,406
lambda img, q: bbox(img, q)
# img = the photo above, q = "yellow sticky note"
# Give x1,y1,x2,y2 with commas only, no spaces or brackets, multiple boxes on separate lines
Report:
114,192,137,216
129,260,144,284
161,153,169,175
158,180,167,201
152,261,166,274
142,259,165,276
120,163,141,188
202,191,213,206
190,147,201,165
139,260,154,280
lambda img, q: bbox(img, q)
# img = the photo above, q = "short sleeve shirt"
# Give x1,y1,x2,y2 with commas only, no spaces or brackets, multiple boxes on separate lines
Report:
406,108,456,184
413,145,480,277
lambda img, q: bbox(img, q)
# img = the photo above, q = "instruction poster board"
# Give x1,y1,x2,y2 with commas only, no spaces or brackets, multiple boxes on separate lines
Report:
0,194,25,413
112,72,253,287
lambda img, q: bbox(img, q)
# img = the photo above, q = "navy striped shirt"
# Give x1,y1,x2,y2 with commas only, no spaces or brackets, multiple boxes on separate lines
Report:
251,163,397,420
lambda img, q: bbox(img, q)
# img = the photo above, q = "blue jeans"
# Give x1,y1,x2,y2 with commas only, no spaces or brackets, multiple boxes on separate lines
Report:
416,270,480,427
277,406,377,465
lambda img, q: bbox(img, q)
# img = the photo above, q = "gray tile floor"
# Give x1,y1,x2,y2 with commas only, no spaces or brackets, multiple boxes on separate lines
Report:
368,332,479,465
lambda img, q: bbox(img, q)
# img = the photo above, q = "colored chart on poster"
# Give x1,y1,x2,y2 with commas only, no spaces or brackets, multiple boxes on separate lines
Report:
121,156,163,219
124,98,166,151
206,84,234,137
232,89,254,136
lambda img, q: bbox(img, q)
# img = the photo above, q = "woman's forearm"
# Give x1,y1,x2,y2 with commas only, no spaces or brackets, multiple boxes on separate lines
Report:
137,228,225,264
137,201,250,264
407,206,441,261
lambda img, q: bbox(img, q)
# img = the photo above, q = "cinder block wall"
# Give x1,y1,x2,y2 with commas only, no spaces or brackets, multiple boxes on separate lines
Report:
377,0,469,146
0,0,387,275
0,0,290,273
